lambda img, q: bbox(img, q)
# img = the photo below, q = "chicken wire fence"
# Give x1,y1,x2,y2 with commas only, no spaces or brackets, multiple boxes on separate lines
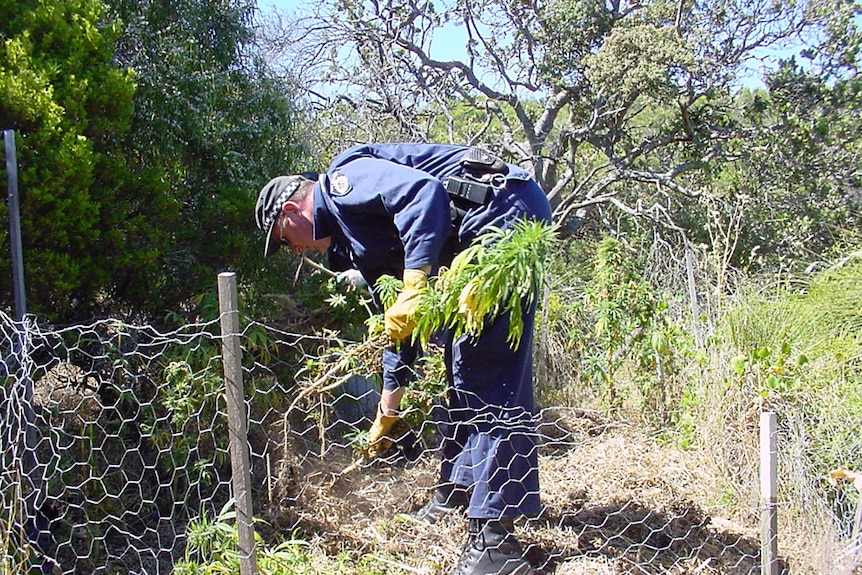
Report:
1,304,859,575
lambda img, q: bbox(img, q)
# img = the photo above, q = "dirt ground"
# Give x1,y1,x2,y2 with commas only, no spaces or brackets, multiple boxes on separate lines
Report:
257,408,790,575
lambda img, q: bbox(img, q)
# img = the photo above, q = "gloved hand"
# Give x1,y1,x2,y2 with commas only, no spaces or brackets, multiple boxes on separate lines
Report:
384,269,427,341
365,407,400,459
336,268,367,290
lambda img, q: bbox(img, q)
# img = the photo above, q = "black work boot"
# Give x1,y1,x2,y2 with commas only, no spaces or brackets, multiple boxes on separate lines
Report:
414,483,469,524
451,517,533,575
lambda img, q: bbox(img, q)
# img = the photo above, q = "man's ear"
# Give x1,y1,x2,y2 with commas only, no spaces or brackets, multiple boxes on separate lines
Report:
281,199,301,214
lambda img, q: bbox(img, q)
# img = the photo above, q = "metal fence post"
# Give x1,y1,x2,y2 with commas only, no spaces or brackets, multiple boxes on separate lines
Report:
761,411,778,575
218,272,257,575
4,128,43,527
4,129,26,320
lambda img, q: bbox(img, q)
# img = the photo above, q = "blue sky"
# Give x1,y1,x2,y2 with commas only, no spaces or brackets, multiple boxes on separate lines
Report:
257,0,300,14
257,0,470,61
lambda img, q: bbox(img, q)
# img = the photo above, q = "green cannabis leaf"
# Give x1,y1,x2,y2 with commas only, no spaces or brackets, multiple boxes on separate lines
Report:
378,220,558,348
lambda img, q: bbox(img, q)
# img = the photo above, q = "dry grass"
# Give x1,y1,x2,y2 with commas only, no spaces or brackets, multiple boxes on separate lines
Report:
258,409,781,575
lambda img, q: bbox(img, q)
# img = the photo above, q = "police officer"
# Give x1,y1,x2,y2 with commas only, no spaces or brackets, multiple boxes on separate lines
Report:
255,143,552,575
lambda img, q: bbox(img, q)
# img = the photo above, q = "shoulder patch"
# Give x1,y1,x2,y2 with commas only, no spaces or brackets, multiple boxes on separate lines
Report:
329,171,352,196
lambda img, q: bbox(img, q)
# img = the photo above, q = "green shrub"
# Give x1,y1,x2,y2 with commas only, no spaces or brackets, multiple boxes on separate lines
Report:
710,253,862,526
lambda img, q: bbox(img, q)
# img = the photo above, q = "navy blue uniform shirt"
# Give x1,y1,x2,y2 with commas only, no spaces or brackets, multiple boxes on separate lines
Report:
311,143,540,283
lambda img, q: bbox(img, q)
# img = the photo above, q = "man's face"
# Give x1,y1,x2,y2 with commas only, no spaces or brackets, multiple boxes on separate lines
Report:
273,205,332,256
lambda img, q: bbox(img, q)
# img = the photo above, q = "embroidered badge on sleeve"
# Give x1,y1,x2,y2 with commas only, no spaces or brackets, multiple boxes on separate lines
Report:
330,171,352,196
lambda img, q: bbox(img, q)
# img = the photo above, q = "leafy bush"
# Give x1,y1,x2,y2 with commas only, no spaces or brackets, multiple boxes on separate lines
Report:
701,253,862,531
175,500,315,575
536,235,693,417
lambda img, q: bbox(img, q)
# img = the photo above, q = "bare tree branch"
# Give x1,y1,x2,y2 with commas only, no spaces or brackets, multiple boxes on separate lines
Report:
259,0,846,236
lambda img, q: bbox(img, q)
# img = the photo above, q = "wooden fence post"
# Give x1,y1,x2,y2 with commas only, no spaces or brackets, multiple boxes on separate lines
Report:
761,411,778,575
685,247,703,348
218,272,257,575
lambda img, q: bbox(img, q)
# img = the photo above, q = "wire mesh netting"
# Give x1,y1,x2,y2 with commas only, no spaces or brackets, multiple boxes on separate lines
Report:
1,309,860,575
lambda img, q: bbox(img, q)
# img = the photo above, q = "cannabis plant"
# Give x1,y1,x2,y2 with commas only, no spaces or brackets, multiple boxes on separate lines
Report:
175,499,313,575
383,220,558,348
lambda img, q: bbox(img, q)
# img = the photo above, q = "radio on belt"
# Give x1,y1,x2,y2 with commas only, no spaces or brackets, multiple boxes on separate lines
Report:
444,175,494,206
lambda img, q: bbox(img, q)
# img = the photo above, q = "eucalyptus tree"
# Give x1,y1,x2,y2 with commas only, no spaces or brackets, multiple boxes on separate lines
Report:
262,0,859,247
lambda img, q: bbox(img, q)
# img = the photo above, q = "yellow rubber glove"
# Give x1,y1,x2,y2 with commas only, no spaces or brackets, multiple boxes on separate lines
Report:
384,269,427,341
365,407,400,459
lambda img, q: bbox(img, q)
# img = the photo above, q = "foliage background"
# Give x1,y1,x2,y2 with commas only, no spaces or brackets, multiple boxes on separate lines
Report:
1,0,306,322
0,0,861,572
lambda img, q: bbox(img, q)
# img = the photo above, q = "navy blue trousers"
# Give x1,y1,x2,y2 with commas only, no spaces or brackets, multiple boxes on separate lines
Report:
383,176,551,519
437,302,542,519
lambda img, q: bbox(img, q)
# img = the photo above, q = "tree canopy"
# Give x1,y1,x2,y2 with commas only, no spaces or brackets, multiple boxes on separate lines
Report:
0,0,135,319
263,0,861,268
1,0,304,321
1,0,860,321
106,0,306,318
